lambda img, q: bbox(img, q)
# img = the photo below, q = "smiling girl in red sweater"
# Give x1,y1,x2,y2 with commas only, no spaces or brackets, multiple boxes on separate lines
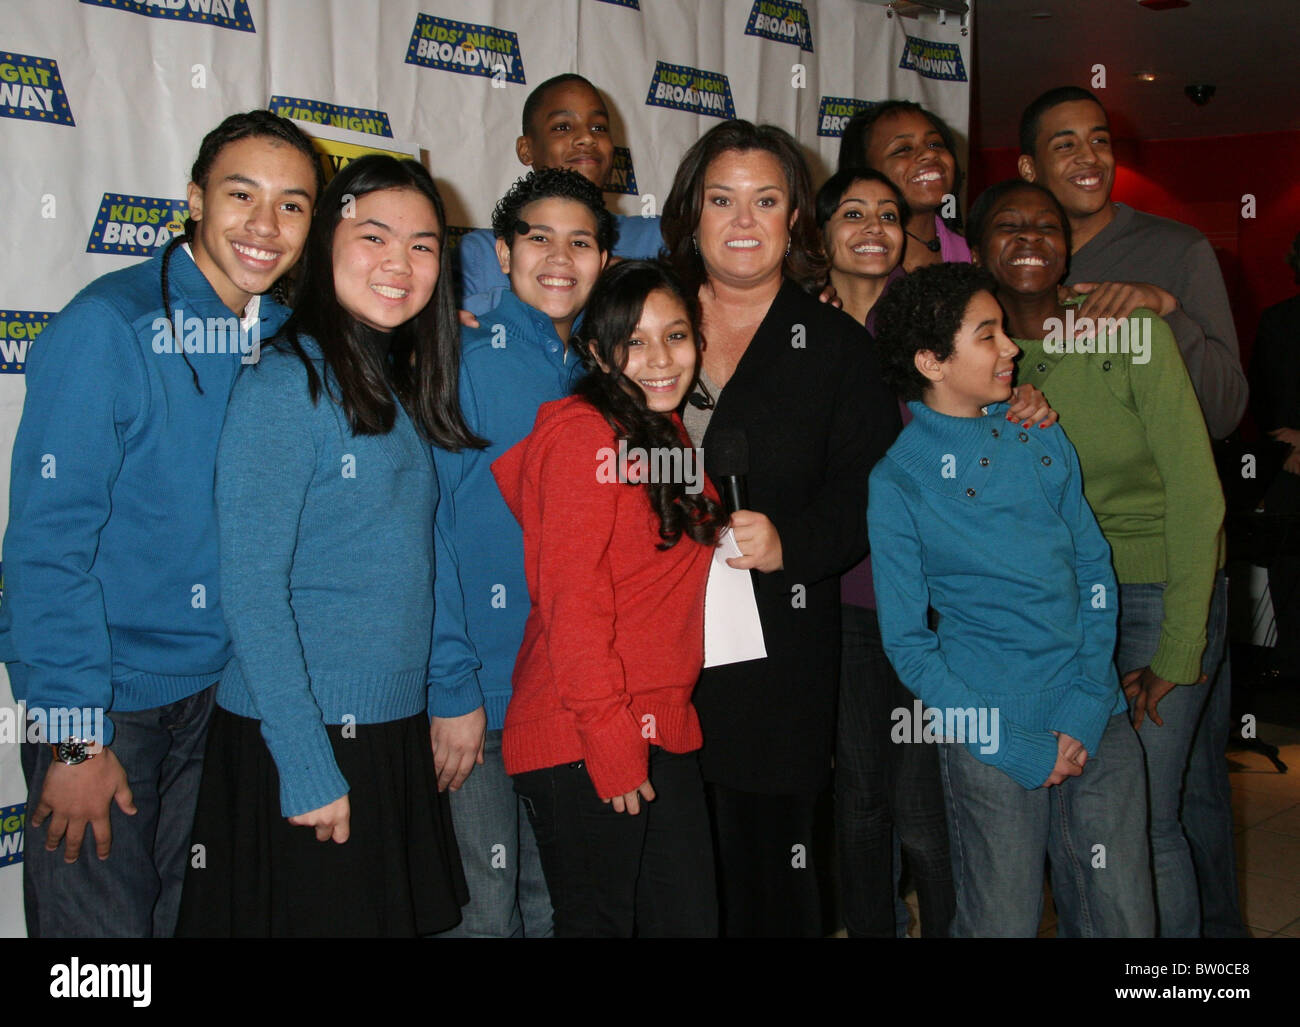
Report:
491,259,726,937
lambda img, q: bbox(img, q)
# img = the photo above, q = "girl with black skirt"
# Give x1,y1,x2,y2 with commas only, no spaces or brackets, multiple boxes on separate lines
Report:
178,155,483,937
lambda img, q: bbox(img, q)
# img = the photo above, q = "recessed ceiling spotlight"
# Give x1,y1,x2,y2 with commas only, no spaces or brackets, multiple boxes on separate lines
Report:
1136,72,1157,82
1029,10,1052,17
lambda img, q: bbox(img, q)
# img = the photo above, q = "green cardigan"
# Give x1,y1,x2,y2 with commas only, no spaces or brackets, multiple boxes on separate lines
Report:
1015,306,1225,684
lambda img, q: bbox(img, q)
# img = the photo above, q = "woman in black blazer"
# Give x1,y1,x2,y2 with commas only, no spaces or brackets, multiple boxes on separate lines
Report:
662,121,900,936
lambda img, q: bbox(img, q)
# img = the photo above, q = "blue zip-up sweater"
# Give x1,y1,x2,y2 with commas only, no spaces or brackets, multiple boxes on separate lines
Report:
430,290,584,730
868,401,1124,791
215,336,439,817
0,246,290,744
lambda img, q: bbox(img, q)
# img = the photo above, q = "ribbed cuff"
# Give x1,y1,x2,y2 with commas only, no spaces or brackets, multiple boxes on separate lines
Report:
1049,683,1118,759
579,709,651,801
1151,630,1207,685
428,670,485,719
990,723,1060,791
269,722,350,818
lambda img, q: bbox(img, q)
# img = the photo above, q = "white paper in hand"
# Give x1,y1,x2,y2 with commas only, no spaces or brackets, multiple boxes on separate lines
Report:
703,527,767,667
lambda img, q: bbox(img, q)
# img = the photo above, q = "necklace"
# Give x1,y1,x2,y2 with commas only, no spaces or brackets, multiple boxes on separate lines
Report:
906,229,942,253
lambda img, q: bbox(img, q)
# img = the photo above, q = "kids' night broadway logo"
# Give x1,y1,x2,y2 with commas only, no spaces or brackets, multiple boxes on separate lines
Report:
898,34,967,82
0,803,23,867
405,14,526,84
645,61,735,120
0,312,52,373
605,147,639,196
744,0,814,53
79,0,255,32
817,96,874,138
86,194,188,257
269,96,393,138
0,52,74,126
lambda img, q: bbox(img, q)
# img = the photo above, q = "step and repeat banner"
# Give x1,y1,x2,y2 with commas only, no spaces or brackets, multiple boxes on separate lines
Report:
0,0,972,937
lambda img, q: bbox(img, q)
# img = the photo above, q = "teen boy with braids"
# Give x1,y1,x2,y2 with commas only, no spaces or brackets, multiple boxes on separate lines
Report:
0,110,320,937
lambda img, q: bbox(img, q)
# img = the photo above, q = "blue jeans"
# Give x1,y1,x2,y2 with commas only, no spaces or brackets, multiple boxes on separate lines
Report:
1184,647,1248,936
940,713,1154,937
433,729,552,938
1118,571,1238,937
20,685,215,938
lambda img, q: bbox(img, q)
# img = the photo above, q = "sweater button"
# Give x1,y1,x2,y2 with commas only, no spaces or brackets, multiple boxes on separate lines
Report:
1036,362,1047,372
979,457,989,467
966,487,976,497
1041,456,1052,467
991,428,1000,438
1018,431,1029,442
1102,360,1112,371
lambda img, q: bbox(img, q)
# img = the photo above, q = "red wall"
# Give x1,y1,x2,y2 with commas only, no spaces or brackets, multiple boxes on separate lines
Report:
968,132,1300,373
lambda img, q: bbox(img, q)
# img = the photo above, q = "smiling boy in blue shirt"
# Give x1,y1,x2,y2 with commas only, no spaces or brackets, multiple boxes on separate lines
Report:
867,262,1153,937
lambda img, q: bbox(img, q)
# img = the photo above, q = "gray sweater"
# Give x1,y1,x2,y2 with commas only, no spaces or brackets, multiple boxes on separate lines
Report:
1067,202,1248,439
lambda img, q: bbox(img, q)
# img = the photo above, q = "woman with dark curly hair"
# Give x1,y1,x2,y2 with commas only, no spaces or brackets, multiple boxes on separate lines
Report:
661,120,900,936
492,259,726,937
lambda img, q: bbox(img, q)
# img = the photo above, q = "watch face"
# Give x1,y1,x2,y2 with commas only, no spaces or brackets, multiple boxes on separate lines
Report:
56,740,89,765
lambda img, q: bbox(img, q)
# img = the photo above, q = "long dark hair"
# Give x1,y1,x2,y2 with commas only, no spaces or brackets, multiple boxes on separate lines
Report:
573,260,726,549
276,154,484,449
661,120,825,296
161,109,323,393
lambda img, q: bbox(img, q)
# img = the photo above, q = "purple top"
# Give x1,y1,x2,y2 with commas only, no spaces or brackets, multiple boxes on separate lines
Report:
842,216,969,609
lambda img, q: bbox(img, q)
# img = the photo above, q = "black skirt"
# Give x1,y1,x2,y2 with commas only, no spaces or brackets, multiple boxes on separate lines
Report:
177,707,468,938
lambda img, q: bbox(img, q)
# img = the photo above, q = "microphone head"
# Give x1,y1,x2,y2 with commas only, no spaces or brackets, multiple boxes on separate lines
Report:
709,427,749,478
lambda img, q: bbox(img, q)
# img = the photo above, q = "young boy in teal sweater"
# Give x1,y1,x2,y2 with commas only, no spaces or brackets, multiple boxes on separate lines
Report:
867,262,1154,937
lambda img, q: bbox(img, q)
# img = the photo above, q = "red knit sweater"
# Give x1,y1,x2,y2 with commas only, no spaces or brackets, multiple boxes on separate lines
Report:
491,396,718,799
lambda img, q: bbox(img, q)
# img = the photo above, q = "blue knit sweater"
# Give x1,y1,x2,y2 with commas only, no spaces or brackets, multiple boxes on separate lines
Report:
214,336,438,817
429,290,584,731
0,246,291,743
868,400,1125,790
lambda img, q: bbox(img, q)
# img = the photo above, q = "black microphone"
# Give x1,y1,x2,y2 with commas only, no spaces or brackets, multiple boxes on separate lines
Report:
709,428,749,515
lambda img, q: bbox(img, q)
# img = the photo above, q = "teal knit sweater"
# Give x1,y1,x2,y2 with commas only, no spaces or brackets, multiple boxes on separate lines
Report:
214,337,438,817
869,400,1125,790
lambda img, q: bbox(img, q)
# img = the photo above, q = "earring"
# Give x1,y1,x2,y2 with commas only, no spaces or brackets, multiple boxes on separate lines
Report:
692,235,699,253
785,239,791,257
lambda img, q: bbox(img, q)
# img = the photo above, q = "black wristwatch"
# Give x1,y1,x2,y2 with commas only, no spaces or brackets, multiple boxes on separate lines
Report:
51,739,96,766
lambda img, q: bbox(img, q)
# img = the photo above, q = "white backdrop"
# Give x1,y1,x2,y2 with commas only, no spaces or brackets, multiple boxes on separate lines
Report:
0,0,973,937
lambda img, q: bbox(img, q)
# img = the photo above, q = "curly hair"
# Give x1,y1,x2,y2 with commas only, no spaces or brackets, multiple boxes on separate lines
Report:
490,167,617,252
573,260,726,549
872,263,998,403
661,120,825,295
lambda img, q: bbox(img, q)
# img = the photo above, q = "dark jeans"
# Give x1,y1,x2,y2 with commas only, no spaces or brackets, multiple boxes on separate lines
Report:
705,781,823,937
513,747,717,937
836,604,955,937
20,685,215,938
